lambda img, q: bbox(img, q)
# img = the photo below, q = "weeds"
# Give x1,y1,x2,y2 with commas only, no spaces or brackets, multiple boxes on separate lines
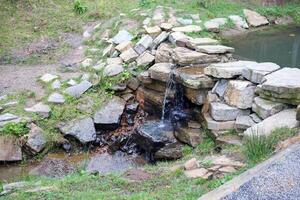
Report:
0,122,29,137
74,0,88,15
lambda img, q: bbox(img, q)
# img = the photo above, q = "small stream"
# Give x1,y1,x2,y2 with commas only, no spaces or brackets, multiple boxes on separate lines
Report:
227,26,300,68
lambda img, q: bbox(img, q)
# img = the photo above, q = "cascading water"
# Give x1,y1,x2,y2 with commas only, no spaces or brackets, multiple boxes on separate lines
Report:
161,69,176,121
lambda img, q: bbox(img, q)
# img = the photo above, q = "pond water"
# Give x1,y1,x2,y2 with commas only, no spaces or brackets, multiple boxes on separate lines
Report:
227,26,300,68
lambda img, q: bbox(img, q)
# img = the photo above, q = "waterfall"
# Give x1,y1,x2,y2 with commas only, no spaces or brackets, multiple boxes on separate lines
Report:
161,69,176,121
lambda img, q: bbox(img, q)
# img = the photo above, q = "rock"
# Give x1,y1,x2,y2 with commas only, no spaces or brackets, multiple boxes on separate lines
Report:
258,68,300,105
102,44,114,57
0,113,21,127
274,15,294,25
203,155,245,168
115,41,133,53
252,97,287,119
160,23,173,31
173,47,220,66
107,57,123,65
81,58,93,68
51,80,61,89
154,143,183,160
188,121,202,129
137,71,152,84
228,15,249,29
121,93,134,102
216,135,242,146
174,66,215,89
144,80,166,92
194,45,234,54
212,79,228,98
219,166,237,173
244,9,269,27
136,87,165,114
126,78,139,91
155,43,173,63
235,115,256,130
172,25,202,33
94,96,126,130
175,127,203,147
136,51,155,67
2,101,17,108
184,158,199,170
204,61,257,79
134,35,153,55
184,168,212,179
25,102,51,118
186,38,219,49
64,80,92,98
224,80,256,109
177,18,193,25
244,109,299,137
126,102,139,114
168,32,190,46
59,117,96,144
103,64,124,77
185,88,208,105
145,26,162,38
23,123,46,155
67,79,77,86
47,93,65,104
40,73,58,83
151,31,170,49
143,17,151,26
297,105,300,121
242,62,280,84
81,73,90,81
210,102,250,121
0,136,22,161
148,63,173,82
135,121,177,154
120,48,139,63
204,18,227,32
2,182,27,193
250,113,262,123
112,30,133,44
203,113,235,131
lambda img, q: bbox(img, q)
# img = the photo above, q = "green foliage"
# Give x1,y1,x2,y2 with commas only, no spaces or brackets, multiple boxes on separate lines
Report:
0,122,29,137
73,0,88,15
207,174,233,190
243,127,297,163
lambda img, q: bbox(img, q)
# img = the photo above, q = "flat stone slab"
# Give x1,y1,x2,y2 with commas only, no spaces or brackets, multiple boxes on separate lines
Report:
252,97,287,119
244,9,269,27
151,31,169,49
228,15,249,29
210,102,250,121
172,25,202,33
186,38,219,50
112,30,133,44
258,68,300,105
115,41,133,53
204,113,235,131
204,61,257,79
103,64,124,77
204,18,227,32
235,115,256,130
40,73,58,83
194,45,234,54
0,136,22,161
120,48,139,63
168,32,190,45
148,63,173,82
48,93,65,104
244,109,299,137
59,117,96,144
0,113,22,127
25,102,51,118
136,51,155,67
64,80,92,98
134,35,153,55
174,66,215,89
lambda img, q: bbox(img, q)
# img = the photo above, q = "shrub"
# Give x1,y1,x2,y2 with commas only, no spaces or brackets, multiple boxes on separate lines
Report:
73,0,87,15
0,122,29,137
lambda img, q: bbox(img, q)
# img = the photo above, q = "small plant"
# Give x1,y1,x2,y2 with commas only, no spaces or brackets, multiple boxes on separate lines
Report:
0,122,29,137
73,0,87,15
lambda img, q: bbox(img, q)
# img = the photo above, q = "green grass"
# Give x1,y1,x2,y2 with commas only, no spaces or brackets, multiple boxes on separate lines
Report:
243,127,297,164
0,122,29,137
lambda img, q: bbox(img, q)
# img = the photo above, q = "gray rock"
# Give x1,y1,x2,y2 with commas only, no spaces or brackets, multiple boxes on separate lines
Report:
40,73,58,83
136,51,155,67
224,80,256,109
127,77,140,91
2,101,18,108
154,143,183,160
228,15,249,29
235,115,256,130
212,79,228,98
203,113,235,131
252,97,287,119
134,35,153,55
137,71,152,84
120,48,139,63
94,96,126,130
48,93,65,104
204,18,227,32
185,88,208,105
204,61,257,79
242,62,280,84
151,31,170,50
250,113,262,123
177,18,193,25
186,38,219,49
0,113,22,127
0,136,22,161
173,47,220,66
112,30,133,44
148,63,173,82
194,45,234,54
175,127,203,147
244,9,269,27
23,123,46,155
59,117,96,144
102,44,114,57
210,102,250,121
172,25,202,33
51,80,61,89
64,80,92,98
25,102,51,118
155,43,173,63
244,109,299,137
168,32,190,45
216,135,243,146
103,64,124,77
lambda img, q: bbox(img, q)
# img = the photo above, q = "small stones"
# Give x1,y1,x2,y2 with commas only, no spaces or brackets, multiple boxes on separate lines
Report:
47,93,65,104
244,9,269,27
25,102,51,118
120,48,139,63
112,30,133,44
0,136,22,161
184,158,199,170
252,97,287,119
64,80,92,98
134,35,153,55
172,25,202,33
67,79,77,86
148,63,173,82
40,74,58,83
145,26,162,38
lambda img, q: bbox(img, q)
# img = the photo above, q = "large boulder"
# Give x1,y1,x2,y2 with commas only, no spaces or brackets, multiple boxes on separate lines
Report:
59,117,96,144
252,97,287,119
173,47,220,66
94,96,126,130
244,109,299,137
0,136,22,161
244,9,269,27
258,68,300,105
210,102,250,121
64,80,92,98
174,66,215,89
148,63,173,82
224,80,256,109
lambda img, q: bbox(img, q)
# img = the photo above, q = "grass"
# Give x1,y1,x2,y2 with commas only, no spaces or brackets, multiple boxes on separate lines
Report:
243,127,297,164
0,122,29,137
